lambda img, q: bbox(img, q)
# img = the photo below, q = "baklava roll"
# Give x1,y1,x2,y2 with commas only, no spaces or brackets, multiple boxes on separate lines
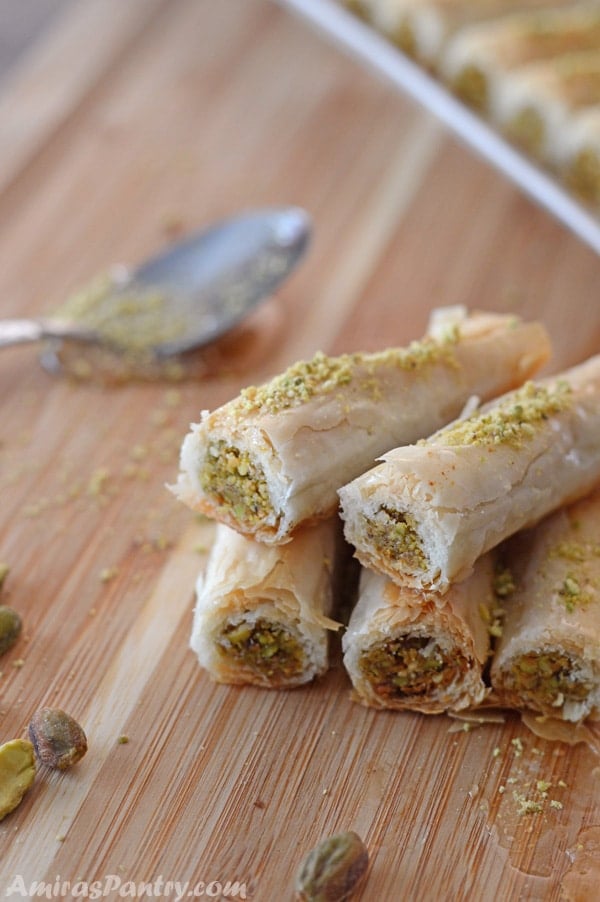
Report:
362,0,570,67
190,519,342,688
491,491,600,722
343,555,495,713
173,309,550,544
339,355,600,594
559,107,600,206
442,4,600,112
493,51,600,163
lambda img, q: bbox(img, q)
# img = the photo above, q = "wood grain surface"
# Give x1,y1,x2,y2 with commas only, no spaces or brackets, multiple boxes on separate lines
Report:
1,1,599,899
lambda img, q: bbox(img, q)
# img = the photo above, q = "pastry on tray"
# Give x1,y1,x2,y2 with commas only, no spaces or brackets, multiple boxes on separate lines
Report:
173,308,550,544
339,355,600,594
190,519,343,688
441,3,600,112
559,106,600,206
491,489,600,722
356,0,572,67
342,556,495,713
492,51,600,162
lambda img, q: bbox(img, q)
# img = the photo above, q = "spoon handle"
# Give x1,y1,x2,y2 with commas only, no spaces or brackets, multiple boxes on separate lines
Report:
0,318,94,348
0,319,46,347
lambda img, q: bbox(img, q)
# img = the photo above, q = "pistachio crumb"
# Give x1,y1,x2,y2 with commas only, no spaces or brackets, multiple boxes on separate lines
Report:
511,737,524,757
117,735,129,745
99,567,119,583
513,791,544,816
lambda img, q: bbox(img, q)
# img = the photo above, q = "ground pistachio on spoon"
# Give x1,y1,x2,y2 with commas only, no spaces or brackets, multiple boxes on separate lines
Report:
295,831,369,901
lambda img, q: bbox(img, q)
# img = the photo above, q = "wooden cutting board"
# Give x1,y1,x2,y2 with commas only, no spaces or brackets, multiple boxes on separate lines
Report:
1,1,599,898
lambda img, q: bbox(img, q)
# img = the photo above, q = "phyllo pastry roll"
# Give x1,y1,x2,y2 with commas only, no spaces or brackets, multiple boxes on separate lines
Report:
559,107,600,206
442,5,600,112
173,309,550,544
491,490,600,722
361,0,569,67
493,51,600,162
190,519,342,688
343,555,496,713
339,355,600,594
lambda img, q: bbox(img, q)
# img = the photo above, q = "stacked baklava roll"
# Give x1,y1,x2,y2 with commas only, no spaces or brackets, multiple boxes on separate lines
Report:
339,354,600,720
175,308,550,689
491,489,600,722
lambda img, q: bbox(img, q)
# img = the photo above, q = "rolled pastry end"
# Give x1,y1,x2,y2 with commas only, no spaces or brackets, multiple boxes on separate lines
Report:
193,604,330,689
493,646,599,722
174,425,287,542
340,498,444,590
350,629,485,714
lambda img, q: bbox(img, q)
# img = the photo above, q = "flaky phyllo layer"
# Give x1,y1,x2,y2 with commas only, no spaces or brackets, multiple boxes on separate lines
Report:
173,309,549,542
339,355,600,593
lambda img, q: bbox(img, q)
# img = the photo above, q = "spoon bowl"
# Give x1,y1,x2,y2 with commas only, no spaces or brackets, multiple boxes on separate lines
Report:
0,207,311,358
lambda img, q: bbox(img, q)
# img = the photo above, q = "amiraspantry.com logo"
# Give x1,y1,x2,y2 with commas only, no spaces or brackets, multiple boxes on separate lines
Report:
4,876,249,900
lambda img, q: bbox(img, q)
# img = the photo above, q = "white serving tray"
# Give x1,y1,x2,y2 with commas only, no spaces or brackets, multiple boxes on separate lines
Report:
278,0,600,256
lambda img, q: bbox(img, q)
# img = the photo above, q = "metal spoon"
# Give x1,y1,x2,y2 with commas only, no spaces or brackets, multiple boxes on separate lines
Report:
0,207,311,357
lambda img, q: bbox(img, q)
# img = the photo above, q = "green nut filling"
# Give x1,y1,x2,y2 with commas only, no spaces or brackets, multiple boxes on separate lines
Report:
217,617,305,680
200,441,273,526
453,65,489,111
393,22,418,58
569,148,600,205
359,636,465,700
506,108,546,157
506,651,592,711
364,506,427,571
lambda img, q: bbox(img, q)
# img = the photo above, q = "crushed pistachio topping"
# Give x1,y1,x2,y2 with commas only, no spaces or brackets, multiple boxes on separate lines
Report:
364,506,427,571
231,337,459,416
494,566,516,598
504,650,593,713
479,602,504,640
217,617,305,681
558,572,592,612
200,441,273,526
359,635,468,700
434,381,572,449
